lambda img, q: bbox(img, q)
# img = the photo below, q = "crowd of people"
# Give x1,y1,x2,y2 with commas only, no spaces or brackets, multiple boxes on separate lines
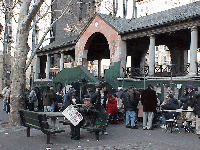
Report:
2,83,200,139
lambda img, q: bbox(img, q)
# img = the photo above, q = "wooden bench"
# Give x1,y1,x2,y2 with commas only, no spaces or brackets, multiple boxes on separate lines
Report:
81,112,110,141
19,109,65,144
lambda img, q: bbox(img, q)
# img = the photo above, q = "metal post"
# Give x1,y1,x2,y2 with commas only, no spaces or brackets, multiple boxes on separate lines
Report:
80,82,82,101
144,74,146,89
122,67,125,89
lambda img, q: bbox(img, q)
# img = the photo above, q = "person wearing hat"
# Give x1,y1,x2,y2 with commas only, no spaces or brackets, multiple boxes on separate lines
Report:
141,84,157,130
70,98,96,140
78,98,96,127
64,87,77,109
185,85,196,126
180,87,190,110
161,94,180,121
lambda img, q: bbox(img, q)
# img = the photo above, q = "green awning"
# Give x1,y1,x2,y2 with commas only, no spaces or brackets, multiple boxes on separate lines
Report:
53,66,99,85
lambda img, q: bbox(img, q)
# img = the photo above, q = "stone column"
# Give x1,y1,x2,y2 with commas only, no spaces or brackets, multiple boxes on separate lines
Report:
34,55,40,79
189,26,198,76
183,49,188,66
120,40,127,77
149,35,155,76
46,54,50,79
60,52,64,71
140,55,146,75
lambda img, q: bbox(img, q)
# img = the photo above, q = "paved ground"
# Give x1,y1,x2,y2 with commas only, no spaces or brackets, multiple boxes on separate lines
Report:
0,100,200,150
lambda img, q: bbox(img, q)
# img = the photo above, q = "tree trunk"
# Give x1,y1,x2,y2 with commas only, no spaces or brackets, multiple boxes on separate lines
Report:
9,0,44,126
9,30,28,126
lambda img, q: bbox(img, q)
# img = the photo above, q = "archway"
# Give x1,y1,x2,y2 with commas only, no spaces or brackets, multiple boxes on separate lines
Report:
84,32,110,78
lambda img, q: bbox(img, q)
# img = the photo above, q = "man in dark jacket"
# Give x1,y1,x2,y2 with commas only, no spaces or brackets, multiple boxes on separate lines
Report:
78,98,96,127
161,94,180,120
42,86,54,112
141,84,157,130
64,88,76,108
124,86,139,129
71,98,96,140
91,84,107,112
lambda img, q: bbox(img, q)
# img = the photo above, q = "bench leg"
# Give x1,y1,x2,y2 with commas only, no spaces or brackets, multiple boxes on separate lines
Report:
95,131,99,141
27,126,30,137
47,134,51,144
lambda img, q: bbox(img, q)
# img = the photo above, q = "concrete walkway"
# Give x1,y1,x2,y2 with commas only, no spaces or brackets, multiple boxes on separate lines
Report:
0,100,200,150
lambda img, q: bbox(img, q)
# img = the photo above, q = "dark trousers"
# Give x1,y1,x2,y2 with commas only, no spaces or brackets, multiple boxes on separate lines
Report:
28,103,34,111
70,123,80,138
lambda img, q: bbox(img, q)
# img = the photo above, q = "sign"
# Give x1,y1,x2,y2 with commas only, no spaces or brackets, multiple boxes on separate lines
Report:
62,105,83,126
77,55,82,66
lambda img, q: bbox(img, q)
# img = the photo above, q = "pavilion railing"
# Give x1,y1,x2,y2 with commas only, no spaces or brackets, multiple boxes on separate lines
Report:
126,64,190,77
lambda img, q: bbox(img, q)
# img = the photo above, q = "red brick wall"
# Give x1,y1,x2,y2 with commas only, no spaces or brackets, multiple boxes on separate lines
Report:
75,15,123,67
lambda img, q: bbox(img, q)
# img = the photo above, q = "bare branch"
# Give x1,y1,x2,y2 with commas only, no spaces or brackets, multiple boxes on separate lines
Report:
25,0,75,70
22,0,44,29
18,0,31,24
29,0,56,30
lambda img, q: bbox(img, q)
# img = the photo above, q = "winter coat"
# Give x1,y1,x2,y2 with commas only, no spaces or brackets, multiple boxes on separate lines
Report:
78,103,96,127
2,87,8,96
141,87,157,112
161,98,180,119
106,94,118,115
42,90,54,106
28,90,38,103
91,90,107,111
50,89,57,102
134,93,140,110
64,92,80,108
193,92,200,116
123,91,138,111
64,92,73,108
186,91,196,108
180,92,190,110
116,89,124,99
3,88,10,103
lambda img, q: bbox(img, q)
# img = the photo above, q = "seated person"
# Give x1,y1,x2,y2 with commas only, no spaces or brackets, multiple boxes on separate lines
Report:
78,98,96,127
161,94,180,120
71,98,96,140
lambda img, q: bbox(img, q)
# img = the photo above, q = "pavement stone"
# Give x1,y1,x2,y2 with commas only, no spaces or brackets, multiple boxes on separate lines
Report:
1,100,200,150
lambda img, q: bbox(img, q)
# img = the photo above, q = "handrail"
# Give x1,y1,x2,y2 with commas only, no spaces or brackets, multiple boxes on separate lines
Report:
126,64,190,77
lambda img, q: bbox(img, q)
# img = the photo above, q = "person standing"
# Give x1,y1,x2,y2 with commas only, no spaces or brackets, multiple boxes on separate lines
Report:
3,87,10,113
25,88,30,109
123,86,139,129
50,86,57,112
2,85,8,111
91,84,108,112
106,94,118,124
134,88,141,124
91,83,108,134
64,88,76,109
28,87,38,111
141,84,157,130
42,86,54,112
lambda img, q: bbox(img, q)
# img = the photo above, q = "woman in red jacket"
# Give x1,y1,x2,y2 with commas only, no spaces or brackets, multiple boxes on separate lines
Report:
106,94,119,124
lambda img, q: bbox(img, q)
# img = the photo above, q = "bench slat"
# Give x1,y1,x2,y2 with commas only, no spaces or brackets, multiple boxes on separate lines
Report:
19,109,65,144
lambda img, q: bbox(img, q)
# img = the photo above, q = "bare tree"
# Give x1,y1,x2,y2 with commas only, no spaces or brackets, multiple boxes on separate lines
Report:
9,0,74,126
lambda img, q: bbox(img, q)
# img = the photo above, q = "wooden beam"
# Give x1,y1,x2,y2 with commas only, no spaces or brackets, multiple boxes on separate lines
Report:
121,20,200,40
